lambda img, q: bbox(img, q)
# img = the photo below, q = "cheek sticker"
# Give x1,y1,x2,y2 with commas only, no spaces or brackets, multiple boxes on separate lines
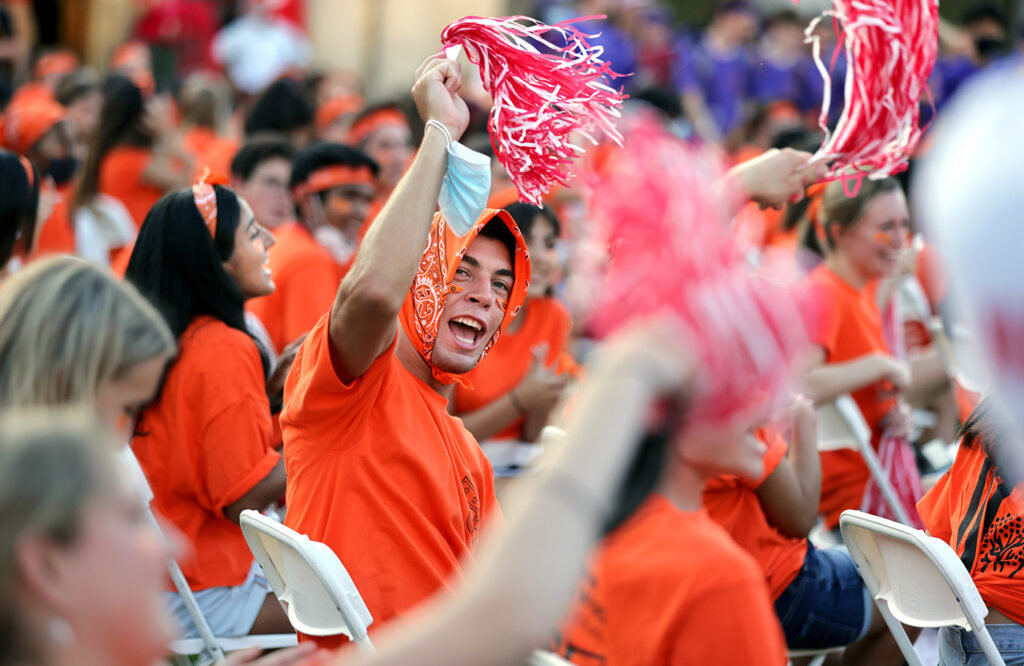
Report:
326,197,354,216
497,298,508,312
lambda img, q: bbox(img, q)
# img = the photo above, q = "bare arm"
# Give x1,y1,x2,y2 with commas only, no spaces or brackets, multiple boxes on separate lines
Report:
712,148,829,219
223,457,286,525
339,321,694,666
803,346,909,405
755,398,821,539
328,57,468,382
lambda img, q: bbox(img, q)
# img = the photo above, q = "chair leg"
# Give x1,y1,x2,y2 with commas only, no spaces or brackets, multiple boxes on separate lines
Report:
877,603,923,666
972,626,1008,666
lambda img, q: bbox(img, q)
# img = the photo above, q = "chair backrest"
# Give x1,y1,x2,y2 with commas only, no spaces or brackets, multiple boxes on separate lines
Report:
239,510,374,650
527,649,575,665
840,510,989,629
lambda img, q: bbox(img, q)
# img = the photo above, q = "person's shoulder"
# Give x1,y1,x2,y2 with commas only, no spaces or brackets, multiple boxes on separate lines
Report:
531,296,571,321
181,316,260,362
273,225,334,264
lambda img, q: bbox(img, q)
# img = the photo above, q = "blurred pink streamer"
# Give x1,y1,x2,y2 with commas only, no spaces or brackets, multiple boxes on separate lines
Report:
581,116,807,424
441,15,628,206
807,0,938,182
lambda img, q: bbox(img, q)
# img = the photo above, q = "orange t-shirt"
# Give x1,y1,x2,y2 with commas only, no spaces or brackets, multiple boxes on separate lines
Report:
132,316,280,591
31,185,75,256
99,146,165,230
183,126,219,159
194,136,240,181
281,315,499,643
919,437,1024,624
553,495,787,666
804,264,899,528
703,426,808,600
453,297,573,440
248,223,342,353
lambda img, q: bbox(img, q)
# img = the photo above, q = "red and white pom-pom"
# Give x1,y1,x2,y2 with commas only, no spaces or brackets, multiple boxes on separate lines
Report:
579,114,807,424
442,15,627,206
807,0,938,184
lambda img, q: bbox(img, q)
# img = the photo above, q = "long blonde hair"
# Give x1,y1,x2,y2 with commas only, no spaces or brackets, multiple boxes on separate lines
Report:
0,256,175,409
0,409,118,664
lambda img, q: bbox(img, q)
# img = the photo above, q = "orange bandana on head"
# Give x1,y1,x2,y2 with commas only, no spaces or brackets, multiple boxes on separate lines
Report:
348,108,408,145
192,168,229,238
399,208,531,387
1,97,66,155
292,164,376,201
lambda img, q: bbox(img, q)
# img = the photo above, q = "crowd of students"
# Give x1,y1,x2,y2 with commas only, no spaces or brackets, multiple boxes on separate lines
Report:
0,2,1023,666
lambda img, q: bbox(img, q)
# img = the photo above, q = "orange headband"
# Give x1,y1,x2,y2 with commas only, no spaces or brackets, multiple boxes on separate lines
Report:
292,164,375,201
192,168,229,238
347,108,408,145
18,154,34,189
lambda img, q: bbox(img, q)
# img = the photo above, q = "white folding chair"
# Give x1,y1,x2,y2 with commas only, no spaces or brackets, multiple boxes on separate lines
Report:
239,510,375,653
118,448,296,665
839,509,1007,666
527,649,574,665
816,395,912,525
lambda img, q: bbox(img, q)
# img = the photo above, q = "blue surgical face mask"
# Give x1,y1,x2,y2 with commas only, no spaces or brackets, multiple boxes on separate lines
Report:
439,140,491,236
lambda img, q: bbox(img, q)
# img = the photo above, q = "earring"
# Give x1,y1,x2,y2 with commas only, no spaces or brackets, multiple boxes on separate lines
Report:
48,615,74,644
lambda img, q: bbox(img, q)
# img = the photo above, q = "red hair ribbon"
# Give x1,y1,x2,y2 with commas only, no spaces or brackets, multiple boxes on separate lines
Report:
192,167,228,238
347,108,408,145
292,164,375,201
441,15,628,206
806,0,938,183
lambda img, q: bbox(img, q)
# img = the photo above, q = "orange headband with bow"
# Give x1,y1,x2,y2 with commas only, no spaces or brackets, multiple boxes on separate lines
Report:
192,168,229,238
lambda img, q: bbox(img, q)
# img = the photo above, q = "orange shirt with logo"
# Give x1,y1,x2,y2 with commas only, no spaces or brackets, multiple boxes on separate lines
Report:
281,315,499,644
919,437,1024,624
703,426,808,599
248,223,342,353
132,316,280,591
554,495,788,666
804,264,899,528
453,297,573,440
99,146,165,229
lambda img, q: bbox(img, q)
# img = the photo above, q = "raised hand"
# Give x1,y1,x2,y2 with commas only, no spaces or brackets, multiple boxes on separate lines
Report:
411,55,470,141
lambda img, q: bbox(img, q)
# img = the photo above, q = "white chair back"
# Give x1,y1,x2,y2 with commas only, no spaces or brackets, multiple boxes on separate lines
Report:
840,509,1006,666
240,510,375,652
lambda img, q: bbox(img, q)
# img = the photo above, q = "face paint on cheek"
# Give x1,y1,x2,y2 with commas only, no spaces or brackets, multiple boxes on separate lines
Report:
448,284,463,294
874,229,910,245
497,298,508,312
326,197,354,216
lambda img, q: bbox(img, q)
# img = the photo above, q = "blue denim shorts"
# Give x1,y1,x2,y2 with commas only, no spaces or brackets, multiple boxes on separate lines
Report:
940,624,1024,665
774,543,872,649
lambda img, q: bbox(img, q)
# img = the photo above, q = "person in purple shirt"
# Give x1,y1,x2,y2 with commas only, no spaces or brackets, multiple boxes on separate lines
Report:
675,1,758,143
751,10,811,107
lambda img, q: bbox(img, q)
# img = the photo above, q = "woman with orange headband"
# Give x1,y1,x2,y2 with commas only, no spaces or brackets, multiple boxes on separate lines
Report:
801,177,919,530
124,179,293,638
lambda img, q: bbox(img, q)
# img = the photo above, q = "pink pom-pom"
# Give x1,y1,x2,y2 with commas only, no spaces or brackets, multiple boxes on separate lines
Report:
442,15,628,206
578,114,807,424
807,0,938,182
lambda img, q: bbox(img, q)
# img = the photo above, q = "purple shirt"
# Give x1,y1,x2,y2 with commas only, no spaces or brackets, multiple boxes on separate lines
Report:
675,38,753,135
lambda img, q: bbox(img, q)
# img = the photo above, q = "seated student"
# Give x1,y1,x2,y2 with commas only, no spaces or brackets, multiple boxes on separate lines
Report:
703,402,910,664
801,177,918,529
553,407,788,665
248,142,377,354
281,56,531,645
125,180,292,637
454,202,574,443
919,400,1024,666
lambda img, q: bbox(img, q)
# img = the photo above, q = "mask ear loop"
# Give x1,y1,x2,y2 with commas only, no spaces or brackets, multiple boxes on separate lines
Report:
425,119,453,148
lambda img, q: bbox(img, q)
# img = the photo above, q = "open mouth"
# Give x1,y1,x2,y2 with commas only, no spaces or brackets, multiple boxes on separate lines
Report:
448,316,485,350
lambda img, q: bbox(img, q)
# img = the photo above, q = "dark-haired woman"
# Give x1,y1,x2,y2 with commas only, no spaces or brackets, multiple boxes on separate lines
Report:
125,181,292,637
453,203,576,444
919,400,1024,665
0,149,39,273
801,177,919,530
74,75,193,264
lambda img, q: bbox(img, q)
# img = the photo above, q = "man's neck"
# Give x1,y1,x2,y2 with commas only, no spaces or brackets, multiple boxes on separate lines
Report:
395,332,455,400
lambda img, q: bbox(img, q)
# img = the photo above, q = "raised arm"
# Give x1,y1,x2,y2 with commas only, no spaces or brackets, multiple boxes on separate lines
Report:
803,346,910,405
327,56,469,382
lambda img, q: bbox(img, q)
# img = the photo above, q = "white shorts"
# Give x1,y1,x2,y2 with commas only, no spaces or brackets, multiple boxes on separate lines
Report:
165,560,273,638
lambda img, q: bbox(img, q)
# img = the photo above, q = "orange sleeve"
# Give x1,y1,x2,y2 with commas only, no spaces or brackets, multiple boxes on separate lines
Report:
753,425,789,488
806,280,841,356
192,341,280,513
667,576,788,665
281,260,339,347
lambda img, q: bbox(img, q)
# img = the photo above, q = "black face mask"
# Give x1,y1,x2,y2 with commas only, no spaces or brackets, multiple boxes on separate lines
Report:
44,156,79,185
975,37,1005,59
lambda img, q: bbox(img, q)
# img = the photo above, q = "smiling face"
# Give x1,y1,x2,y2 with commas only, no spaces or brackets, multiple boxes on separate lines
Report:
430,234,514,374
234,157,293,229
832,189,910,280
222,198,275,300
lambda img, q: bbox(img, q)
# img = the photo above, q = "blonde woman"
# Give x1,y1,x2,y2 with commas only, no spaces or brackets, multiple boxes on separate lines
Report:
0,409,325,666
0,255,174,434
